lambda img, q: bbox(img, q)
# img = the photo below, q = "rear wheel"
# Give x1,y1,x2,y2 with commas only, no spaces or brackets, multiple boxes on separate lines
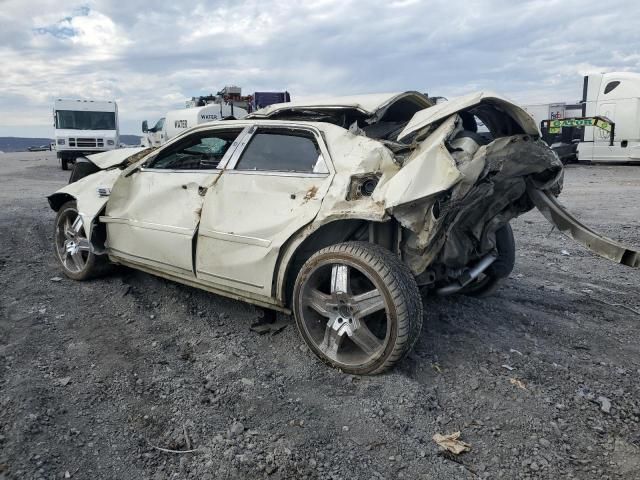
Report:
459,223,516,297
60,158,69,170
293,242,423,375
53,201,107,280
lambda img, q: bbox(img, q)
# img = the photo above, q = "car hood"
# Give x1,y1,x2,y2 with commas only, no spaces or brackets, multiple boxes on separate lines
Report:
397,91,540,142
249,91,432,119
85,147,149,169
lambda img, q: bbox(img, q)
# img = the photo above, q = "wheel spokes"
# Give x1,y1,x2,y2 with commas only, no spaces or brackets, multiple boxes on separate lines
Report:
76,238,92,252
319,319,344,359
351,289,385,319
349,322,384,356
330,264,350,294
72,215,84,234
70,251,85,271
306,288,335,317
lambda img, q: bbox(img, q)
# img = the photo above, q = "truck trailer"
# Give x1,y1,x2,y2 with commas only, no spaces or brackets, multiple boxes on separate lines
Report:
523,72,640,163
53,99,119,170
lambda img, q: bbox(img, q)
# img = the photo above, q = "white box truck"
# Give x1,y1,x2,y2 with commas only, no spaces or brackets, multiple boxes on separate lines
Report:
54,99,119,170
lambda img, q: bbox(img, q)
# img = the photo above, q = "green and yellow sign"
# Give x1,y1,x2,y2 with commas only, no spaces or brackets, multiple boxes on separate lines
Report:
547,117,611,134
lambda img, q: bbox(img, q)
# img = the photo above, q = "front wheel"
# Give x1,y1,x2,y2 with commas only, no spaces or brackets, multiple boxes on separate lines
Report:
53,201,107,280
293,242,423,375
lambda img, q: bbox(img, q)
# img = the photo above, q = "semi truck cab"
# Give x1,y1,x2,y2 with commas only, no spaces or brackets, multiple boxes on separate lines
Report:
580,72,640,163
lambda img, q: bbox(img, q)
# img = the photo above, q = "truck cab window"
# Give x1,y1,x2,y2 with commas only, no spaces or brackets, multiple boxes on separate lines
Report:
235,130,327,173
604,81,620,95
147,129,243,170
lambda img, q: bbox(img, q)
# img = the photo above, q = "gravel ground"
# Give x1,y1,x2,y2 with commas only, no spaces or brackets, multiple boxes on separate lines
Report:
1,152,639,480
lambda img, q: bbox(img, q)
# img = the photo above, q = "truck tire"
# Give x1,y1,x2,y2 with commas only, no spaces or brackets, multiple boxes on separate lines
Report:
293,242,423,375
61,158,70,171
459,223,516,297
69,161,100,183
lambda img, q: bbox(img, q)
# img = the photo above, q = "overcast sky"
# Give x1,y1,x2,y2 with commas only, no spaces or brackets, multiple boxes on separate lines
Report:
1,0,639,137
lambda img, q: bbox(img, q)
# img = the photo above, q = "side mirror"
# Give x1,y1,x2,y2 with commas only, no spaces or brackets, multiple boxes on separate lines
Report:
142,120,148,133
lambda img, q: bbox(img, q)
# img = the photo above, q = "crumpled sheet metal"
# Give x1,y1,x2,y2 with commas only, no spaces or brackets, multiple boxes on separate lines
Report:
392,133,563,273
528,187,639,267
372,115,463,210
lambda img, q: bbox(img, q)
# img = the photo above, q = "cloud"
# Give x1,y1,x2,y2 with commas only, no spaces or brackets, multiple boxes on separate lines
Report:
0,0,639,136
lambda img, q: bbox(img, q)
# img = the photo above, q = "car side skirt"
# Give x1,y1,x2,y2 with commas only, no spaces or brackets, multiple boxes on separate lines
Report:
109,254,292,314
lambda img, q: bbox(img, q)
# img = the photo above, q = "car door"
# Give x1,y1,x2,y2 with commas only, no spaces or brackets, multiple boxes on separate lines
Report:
102,126,246,276
196,124,334,297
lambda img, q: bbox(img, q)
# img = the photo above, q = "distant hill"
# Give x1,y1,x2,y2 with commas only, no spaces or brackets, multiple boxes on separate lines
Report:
0,135,142,152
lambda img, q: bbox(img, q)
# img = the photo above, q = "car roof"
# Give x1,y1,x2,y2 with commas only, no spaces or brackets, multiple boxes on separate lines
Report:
249,91,432,118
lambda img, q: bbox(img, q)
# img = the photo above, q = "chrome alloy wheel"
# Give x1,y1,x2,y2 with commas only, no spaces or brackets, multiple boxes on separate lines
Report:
55,209,91,273
298,261,391,368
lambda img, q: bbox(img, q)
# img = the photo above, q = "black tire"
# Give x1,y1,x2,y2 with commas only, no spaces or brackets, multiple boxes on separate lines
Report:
53,201,108,280
61,158,69,171
293,242,423,375
69,160,100,183
459,223,516,297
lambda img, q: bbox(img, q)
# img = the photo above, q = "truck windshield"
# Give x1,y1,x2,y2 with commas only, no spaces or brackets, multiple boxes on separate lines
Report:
55,110,116,130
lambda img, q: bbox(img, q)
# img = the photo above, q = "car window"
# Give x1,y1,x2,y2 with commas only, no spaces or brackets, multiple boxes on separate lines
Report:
604,81,620,95
147,129,243,170
235,130,328,173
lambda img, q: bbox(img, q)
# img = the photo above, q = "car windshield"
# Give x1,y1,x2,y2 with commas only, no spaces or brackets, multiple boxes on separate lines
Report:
55,110,116,130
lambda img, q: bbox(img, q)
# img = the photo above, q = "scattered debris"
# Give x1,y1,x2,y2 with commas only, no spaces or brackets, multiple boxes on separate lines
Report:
509,348,523,356
561,249,571,256
433,431,471,455
50,276,62,282
227,421,245,439
597,396,612,414
250,318,288,336
58,376,71,386
510,378,527,390
183,424,191,451
501,364,515,371
149,444,200,454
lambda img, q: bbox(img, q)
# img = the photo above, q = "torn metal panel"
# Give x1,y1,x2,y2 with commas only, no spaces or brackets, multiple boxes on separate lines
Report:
389,133,563,274
372,115,463,210
397,91,540,142
47,168,122,240
528,187,639,267
84,147,152,169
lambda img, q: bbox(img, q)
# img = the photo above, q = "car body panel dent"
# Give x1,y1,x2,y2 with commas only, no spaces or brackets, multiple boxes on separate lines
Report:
48,168,122,240
85,147,151,169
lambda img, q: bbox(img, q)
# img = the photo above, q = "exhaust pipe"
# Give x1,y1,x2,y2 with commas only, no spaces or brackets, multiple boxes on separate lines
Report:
436,254,497,296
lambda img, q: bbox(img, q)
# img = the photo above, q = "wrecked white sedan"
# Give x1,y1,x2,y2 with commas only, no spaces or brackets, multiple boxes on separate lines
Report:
48,91,639,374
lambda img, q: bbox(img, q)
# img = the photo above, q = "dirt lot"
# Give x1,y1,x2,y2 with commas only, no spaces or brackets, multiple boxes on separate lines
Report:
1,151,639,480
